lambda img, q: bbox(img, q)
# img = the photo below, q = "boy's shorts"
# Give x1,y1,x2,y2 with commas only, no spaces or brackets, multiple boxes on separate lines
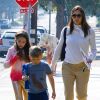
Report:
28,91,49,100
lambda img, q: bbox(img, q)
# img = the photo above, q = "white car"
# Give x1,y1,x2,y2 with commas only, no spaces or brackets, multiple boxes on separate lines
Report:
37,26,48,41
0,29,21,56
37,26,48,36
0,19,11,29
0,26,48,57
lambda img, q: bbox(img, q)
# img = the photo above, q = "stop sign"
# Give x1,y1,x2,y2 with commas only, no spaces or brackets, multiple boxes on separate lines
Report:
16,0,38,8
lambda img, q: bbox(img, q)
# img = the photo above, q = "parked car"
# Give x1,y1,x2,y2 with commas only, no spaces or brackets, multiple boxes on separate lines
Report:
0,29,21,56
0,26,48,57
37,26,48,41
96,23,100,27
37,26,48,36
0,19,11,29
28,26,48,43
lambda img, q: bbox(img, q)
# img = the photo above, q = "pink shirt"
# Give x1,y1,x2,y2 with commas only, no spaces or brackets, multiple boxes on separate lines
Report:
4,46,27,81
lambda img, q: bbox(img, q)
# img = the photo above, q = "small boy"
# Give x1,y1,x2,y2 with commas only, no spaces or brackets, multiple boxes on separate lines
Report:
22,46,56,100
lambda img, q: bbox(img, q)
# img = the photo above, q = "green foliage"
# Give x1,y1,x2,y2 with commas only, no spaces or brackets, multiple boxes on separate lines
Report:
38,0,49,11
39,0,99,16
0,0,19,18
38,0,100,38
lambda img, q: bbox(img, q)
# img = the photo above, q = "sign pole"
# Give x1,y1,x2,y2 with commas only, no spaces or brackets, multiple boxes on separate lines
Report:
31,4,37,45
48,1,52,34
27,4,31,40
23,5,31,42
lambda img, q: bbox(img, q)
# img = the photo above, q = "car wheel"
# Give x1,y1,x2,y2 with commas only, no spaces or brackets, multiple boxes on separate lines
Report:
0,52,4,57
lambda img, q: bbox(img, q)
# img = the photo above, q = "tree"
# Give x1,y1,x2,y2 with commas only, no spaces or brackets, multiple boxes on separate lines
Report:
39,0,66,38
0,0,18,21
39,0,99,38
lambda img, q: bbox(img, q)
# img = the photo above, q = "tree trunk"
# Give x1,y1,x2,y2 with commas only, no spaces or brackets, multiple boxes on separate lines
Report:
11,14,14,23
56,6,65,39
31,4,38,45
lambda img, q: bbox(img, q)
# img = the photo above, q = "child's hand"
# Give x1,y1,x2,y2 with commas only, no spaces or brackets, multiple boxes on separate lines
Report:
52,91,56,99
22,75,29,81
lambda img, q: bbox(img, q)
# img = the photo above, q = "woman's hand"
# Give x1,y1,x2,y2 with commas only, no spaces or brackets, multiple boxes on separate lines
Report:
86,58,92,69
86,58,92,64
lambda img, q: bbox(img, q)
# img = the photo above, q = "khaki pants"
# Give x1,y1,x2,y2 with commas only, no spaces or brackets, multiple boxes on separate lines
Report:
12,80,28,100
62,62,90,100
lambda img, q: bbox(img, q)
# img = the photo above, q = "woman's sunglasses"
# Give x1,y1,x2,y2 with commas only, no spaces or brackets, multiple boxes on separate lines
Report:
72,14,82,18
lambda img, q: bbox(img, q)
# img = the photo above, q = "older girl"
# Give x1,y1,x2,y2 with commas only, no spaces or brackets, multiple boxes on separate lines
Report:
4,31,30,100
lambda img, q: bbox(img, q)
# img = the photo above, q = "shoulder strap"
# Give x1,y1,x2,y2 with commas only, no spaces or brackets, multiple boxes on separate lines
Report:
60,27,67,61
63,27,67,45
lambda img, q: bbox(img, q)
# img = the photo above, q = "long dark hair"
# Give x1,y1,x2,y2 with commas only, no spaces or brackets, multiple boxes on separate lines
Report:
14,30,30,62
68,5,90,37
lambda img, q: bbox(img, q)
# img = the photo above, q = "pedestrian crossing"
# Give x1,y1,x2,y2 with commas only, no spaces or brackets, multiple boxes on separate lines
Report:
94,27,100,59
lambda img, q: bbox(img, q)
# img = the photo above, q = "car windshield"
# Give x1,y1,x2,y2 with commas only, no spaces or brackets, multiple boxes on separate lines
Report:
37,29,45,33
2,32,16,39
0,20,8,24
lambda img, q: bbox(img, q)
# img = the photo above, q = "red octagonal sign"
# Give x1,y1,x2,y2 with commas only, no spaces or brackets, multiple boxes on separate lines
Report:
16,0,38,8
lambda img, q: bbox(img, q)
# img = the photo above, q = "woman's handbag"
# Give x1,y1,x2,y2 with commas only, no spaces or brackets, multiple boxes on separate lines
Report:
60,27,67,61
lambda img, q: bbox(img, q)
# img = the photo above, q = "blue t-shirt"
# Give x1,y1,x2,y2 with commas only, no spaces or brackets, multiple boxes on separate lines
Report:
22,61,52,94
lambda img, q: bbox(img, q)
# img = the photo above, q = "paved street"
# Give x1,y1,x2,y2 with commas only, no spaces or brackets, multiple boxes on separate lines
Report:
0,60,100,100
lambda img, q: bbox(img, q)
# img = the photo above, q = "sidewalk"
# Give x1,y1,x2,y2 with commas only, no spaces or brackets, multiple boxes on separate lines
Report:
54,60,100,100
0,60,100,100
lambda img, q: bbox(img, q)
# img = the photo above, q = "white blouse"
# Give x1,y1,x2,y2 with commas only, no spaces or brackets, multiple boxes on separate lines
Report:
51,24,97,67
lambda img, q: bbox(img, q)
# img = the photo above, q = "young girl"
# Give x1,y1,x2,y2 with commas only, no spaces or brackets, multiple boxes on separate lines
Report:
4,30,31,100
38,33,58,64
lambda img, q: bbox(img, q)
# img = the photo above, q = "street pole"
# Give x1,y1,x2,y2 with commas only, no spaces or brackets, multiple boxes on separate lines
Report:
48,1,52,34
23,4,37,45
27,4,31,40
23,4,31,42
31,4,37,45
64,0,68,25
64,8,68,25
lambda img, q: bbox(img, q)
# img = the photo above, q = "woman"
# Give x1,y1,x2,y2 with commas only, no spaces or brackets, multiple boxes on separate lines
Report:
51,5,96,100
